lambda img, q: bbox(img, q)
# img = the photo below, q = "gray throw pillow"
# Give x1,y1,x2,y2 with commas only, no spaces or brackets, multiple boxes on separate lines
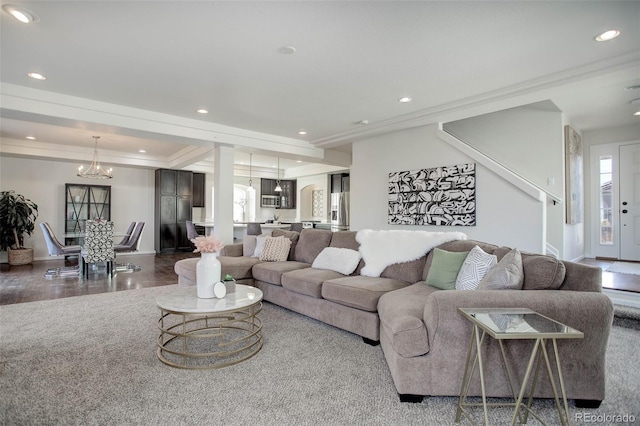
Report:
477,248,524,290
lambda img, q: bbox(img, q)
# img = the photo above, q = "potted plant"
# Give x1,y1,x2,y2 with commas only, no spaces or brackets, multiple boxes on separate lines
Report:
0,190,39,265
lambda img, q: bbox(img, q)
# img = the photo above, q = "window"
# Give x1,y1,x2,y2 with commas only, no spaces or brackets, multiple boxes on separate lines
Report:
233,185,256,223
599,156,613,245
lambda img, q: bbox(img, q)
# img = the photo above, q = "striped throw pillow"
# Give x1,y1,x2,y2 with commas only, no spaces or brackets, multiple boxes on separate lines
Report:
455,245,497,290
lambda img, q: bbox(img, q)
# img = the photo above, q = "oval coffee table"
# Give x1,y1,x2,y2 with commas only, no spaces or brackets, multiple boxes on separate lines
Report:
156,284,263,369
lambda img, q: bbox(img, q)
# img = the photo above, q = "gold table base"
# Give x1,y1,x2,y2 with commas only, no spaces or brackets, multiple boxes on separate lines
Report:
157,302,263,370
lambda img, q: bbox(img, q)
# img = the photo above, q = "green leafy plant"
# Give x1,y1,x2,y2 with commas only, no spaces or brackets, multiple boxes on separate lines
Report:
0,190,39,251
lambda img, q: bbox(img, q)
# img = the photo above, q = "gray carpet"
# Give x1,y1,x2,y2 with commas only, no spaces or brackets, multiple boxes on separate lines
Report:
1,286,639,425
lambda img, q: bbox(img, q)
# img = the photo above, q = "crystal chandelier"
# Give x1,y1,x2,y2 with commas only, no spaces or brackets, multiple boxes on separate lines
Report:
77,136,113,179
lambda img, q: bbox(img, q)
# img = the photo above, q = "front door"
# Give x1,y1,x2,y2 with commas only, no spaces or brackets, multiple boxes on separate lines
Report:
620,143,640,261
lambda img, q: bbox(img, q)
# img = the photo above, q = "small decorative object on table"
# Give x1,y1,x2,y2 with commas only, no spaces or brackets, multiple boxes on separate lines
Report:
223,273,236,293
191,234,225,299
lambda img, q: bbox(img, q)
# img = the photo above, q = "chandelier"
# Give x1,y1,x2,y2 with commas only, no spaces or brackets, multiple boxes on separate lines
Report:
77,136,113,179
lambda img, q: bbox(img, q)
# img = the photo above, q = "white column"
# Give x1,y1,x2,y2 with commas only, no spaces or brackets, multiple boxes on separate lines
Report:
213,145,235,245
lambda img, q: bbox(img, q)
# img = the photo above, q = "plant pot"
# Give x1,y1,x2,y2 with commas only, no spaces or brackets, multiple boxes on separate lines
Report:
8,248,34,265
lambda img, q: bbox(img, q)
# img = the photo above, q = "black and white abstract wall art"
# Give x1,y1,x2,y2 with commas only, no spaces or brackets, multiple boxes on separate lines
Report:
388,163,476,226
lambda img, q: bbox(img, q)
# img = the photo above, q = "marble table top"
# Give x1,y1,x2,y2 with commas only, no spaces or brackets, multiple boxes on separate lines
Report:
156,285,263,314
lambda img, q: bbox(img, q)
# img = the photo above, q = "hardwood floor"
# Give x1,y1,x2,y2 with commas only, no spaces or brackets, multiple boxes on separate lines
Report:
0,254,638,306
0,252,198,305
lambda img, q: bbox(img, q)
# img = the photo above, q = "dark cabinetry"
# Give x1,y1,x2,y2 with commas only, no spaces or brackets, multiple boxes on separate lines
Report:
155,169,193,253
331,173,350,193
65,183,111,245
261,178,296,209
192,173,205,207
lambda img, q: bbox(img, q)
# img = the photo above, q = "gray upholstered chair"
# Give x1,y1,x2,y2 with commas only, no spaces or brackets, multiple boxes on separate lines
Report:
246,222,262,236
82,220,115,277
186,220,202,241
289,222,303,232
40,222,82,256
118,221,136,245
114,222,145,253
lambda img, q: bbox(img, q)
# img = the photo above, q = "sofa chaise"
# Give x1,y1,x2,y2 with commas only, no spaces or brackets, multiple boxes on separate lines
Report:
174,228,612,407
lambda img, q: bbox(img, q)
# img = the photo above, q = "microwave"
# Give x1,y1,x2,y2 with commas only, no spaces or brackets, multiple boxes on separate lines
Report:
261,195,281,208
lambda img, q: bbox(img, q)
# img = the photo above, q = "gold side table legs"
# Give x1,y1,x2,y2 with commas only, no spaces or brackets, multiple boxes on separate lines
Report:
456,325,572,426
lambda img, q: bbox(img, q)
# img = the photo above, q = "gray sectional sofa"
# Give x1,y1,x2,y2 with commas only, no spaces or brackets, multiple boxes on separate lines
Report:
174,228,613,407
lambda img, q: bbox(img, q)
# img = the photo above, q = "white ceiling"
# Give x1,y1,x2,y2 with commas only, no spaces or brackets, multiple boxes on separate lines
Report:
1,1,639,175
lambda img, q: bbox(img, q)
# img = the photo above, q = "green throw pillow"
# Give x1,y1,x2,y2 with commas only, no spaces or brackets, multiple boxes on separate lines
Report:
425,248,469,290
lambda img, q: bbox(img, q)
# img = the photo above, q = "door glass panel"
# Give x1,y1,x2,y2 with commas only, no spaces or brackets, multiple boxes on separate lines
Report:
599,156,613,245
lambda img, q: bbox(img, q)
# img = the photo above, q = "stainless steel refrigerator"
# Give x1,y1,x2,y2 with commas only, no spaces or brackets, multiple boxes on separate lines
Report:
330,192,350,231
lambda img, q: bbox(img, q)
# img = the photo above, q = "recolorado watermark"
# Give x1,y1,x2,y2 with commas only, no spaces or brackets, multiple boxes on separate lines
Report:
575,412,636,423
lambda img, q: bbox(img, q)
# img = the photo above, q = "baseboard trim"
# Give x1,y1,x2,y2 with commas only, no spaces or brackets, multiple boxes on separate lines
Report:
604,288,640,309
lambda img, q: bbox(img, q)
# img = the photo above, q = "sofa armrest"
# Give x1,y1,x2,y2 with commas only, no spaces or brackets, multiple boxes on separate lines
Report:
220,243,243,257
423,290,613,347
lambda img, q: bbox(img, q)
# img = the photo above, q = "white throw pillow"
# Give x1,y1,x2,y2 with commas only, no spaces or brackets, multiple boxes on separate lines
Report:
455,245,498,290
252,234,272,258
259,236,292,262
312,247,362,275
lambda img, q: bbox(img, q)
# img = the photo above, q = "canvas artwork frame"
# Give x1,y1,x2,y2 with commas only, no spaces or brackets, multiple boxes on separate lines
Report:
388,163,476,226
564,125,583,225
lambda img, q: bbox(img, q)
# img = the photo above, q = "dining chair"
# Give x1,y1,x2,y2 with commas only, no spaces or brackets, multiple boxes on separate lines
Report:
40,222,82,256
246,222,262,236
114,222,145,253
118,221,137,245
186,220,202,240
289,222,303,232
82,220,115,278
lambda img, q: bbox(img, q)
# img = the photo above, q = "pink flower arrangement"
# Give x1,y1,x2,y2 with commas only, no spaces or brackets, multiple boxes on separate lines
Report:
191,234,224,254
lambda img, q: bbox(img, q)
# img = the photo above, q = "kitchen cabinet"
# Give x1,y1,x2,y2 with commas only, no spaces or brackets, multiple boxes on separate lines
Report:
64,183,111,246
155,169,193,253
192,172,205,207
261,178,296,209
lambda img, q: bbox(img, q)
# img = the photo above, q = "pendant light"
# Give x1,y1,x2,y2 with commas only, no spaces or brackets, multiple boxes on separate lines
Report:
247,153,255,192
77,136,113,179
274,157,282,192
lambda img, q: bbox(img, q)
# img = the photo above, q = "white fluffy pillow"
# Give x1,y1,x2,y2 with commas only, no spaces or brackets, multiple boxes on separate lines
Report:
312,247,361,275
259,236,292,262
455,245,498,290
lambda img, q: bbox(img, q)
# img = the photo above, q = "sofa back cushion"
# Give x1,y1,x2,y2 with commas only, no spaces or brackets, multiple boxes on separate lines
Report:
329,231,364,275
294,228,333,264
271,229,301,260
493,247,566,290
423,240,498,281
243,235,259,257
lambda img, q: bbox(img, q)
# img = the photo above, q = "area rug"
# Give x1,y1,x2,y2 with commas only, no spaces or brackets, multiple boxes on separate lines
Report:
606,261,640,275
1,286,639,425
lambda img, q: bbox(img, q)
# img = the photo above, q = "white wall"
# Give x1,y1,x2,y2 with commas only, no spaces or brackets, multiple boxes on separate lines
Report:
351,124,546,254
0,156,156,260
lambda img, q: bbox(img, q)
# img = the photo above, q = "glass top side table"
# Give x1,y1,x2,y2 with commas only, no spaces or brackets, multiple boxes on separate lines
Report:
456,308,583,426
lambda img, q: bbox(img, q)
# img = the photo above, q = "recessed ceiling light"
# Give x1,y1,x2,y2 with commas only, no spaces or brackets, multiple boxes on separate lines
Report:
28,72,46,80
358,120,369,125
626,85,640,91
634,111,640,116
25,136,36,140
279,46,296,55
196,109,208,114
298,130,307,135
594,30,620,41
398,97,412,103
139,149,146,153
630,98,640,105
2,5,39,23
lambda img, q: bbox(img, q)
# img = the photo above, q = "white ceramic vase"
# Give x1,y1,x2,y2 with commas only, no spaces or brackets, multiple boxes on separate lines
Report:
196,252,221,298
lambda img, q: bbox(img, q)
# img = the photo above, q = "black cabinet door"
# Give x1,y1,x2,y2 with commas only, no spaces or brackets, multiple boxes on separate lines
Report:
192,173,205,207
160,169,176,194
177,171,192,196
155,169,193,253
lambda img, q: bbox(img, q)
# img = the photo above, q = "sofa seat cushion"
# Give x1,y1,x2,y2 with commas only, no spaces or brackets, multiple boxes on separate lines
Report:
378,283,438,357
252,261,310,286
321,276,408,312
281,268,346,298
218,255,263,280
